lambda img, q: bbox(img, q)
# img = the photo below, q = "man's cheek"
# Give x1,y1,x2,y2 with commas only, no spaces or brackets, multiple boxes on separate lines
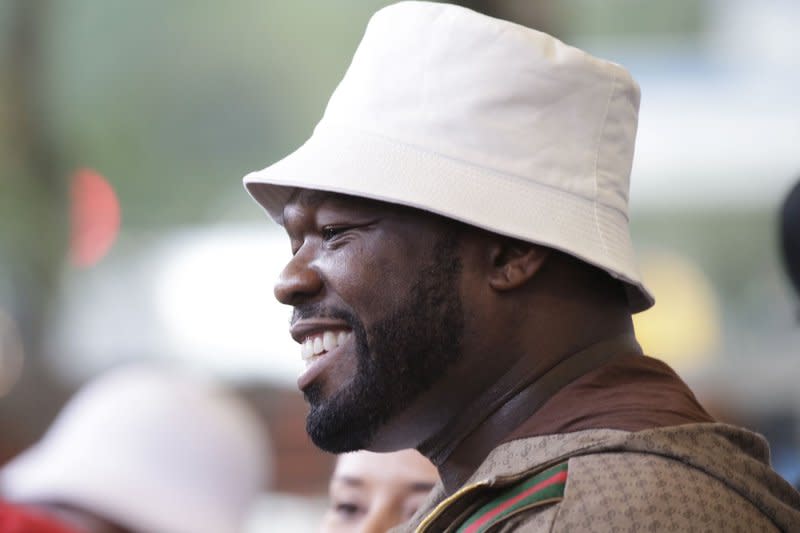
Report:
370,254,416,297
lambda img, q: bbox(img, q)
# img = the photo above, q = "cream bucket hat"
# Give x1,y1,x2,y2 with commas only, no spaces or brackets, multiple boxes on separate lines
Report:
244,1,654,312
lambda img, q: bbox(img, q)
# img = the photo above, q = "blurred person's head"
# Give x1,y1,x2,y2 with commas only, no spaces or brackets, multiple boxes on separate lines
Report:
780,177,800,302
0,364,270,533
320,449,438,533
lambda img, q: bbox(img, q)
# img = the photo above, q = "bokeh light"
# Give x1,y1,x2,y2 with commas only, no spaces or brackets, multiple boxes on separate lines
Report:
69,168,121,268
634,250,721,373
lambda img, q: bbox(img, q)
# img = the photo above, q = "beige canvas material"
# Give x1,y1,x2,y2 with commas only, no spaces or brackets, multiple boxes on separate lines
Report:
243,1,654,312
398,425,800,532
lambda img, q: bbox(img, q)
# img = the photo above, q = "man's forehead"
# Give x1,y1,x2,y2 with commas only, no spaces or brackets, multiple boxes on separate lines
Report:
334,450,438,488
278,189,387,227
288,188,367,207
282,189,411,219
280,188,472,236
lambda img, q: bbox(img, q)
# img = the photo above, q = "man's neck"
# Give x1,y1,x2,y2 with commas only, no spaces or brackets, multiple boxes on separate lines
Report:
421,334,641,493
411,254,637,492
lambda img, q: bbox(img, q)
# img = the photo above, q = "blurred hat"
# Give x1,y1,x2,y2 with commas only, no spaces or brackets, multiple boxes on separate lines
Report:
243,1,654,312
0,364,269,533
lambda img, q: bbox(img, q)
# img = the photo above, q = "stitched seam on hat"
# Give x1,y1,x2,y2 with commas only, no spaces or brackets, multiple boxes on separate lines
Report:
318,120,629,218
591,72,618,260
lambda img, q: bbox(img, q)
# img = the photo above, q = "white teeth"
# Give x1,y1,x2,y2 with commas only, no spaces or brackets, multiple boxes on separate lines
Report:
323,331,336,352
299,330,353,362
302,339,314,360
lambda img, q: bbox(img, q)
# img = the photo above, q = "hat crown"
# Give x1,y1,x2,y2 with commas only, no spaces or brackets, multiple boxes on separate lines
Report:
321,1,640,215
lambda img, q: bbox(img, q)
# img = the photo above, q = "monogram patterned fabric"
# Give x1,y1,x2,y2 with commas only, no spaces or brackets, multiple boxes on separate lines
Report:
397,425,800,532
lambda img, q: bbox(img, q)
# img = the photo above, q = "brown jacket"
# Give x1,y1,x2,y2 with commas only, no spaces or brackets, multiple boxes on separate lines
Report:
398,424,800,532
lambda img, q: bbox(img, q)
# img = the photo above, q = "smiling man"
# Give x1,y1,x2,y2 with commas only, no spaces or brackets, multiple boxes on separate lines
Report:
244,2,800,531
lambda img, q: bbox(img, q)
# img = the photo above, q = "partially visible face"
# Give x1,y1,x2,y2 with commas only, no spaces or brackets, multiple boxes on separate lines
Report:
320,449,439,533
275,190,465,452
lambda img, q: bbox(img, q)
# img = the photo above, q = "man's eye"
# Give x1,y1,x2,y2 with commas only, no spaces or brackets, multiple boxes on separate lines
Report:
334,502,363,519
321,226,349,241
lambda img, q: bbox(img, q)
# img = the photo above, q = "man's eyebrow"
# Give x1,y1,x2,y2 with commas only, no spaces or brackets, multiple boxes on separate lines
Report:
279,189,342,225
294,189,334,207
333,475,365,487
332,477,435,492
290,189,389,212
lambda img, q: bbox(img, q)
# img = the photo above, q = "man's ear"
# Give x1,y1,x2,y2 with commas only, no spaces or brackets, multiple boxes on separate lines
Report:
487,239,550,291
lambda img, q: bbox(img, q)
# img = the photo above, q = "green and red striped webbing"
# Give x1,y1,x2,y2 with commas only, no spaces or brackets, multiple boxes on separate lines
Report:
456,462,568,533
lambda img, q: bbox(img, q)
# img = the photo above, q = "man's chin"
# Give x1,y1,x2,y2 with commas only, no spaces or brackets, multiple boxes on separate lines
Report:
306,403,375,453
302,373,385,452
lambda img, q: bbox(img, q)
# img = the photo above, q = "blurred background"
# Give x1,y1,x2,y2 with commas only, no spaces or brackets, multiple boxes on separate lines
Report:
1,0,798,529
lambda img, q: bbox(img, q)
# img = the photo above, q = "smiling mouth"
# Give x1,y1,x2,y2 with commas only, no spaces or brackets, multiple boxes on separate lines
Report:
301,329,353,365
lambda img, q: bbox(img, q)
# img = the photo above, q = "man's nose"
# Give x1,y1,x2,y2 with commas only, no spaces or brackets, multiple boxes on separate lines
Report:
358,508,401,533
274,250,323,305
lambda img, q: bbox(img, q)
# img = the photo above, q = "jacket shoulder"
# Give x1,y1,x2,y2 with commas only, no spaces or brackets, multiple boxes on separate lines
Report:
458,452,782,532
549,452,780,532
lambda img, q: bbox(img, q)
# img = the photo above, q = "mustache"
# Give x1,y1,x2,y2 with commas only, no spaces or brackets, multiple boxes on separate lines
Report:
291,303,359,327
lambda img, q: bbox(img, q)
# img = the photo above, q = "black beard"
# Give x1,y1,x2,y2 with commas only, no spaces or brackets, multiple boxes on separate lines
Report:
302,237,464,453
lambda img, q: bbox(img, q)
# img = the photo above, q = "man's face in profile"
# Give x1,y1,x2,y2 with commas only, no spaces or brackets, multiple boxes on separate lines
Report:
275,190,465,452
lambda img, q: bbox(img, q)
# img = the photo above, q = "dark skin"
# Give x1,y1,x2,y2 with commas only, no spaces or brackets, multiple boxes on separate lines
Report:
276,188,635,493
